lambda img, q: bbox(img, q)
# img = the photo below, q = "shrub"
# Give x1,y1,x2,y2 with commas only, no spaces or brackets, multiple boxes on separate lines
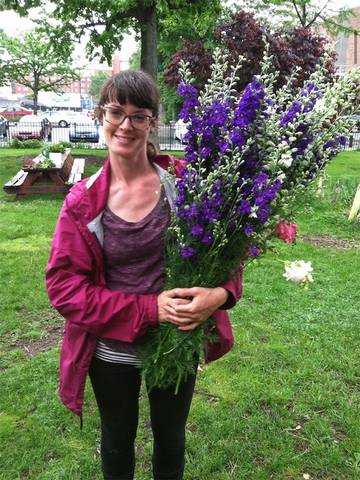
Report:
11,138,43,149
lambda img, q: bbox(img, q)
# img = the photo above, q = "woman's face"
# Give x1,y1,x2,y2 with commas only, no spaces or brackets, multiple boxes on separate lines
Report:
101,101,158,160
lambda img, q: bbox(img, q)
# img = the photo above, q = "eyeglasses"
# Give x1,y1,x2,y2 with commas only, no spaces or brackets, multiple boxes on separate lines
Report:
100,106,156,130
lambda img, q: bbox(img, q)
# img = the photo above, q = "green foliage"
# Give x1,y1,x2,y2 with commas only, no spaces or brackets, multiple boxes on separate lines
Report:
138,321,216,393
11,138,43,149
88,71,111,104
231,0,358,38
0,0,222,79
163,12,340,103
157,10,219,121
0,27,80,113
43,143,67,154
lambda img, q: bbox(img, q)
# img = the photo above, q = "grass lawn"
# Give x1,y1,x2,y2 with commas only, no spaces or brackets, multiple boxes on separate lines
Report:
0,148,359,479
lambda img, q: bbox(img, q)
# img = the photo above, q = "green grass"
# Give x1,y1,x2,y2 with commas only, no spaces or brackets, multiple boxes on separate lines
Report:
0,149,359,479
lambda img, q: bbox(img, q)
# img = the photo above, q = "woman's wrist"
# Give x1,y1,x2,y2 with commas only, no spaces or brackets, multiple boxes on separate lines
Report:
213,286,229,309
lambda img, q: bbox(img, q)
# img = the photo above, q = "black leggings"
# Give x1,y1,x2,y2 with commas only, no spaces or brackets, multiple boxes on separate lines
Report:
88,356,198,480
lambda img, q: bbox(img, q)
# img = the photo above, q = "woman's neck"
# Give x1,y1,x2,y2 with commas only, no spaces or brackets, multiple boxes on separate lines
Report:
109,152,155,185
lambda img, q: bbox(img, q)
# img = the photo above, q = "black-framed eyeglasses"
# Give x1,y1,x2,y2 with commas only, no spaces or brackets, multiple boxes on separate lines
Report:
100,106,156,130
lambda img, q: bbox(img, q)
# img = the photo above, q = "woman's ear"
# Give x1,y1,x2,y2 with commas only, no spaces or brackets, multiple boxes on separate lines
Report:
95,106,103,125
150,116,159,133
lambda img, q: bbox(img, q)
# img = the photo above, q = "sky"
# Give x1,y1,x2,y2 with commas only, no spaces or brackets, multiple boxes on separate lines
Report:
0,0,359,63
0,10,138,63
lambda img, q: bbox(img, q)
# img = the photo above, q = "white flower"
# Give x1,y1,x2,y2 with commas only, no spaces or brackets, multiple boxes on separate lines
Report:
249,205,259,218
283,260,314,288
278,153,293,168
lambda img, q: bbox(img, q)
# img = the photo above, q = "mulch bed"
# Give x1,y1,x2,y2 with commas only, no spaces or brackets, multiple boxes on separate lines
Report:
299,234,358,250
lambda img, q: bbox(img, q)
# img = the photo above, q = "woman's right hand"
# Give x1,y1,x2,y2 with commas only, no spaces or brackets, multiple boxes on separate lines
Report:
157,286,229,330
157,289,190,323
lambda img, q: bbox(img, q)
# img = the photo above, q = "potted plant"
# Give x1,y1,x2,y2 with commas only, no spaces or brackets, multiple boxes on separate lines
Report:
42,142,71,166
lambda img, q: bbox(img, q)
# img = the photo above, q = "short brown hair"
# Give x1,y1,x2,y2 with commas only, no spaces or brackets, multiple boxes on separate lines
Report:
97,70,160,161
97,70,160,119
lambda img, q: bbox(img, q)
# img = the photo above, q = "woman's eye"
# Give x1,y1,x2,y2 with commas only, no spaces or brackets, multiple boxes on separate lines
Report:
111,110,123,118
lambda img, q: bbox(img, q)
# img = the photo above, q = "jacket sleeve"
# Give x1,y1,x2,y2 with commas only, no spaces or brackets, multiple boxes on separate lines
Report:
219,266,243,310
46,204,159,344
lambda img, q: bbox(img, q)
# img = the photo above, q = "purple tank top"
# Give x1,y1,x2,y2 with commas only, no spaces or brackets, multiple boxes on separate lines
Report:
98,188,171,354
102,188,171,294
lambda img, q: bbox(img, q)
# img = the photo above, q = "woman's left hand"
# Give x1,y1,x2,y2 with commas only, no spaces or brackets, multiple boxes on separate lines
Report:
163,287,229,331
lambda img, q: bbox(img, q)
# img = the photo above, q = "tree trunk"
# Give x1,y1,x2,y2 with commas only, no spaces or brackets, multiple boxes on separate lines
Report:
138,1,159,148
33,80,39,116
140,1,158,81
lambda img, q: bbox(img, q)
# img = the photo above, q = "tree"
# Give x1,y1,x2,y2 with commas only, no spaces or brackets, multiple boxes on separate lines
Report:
229,0,358,37
0,27,80,114
0,0,223,80
163,10,338,99
156,8,220,121
88,71,111,105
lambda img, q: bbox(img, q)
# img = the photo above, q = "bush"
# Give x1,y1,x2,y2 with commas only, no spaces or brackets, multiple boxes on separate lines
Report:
11,138,43,149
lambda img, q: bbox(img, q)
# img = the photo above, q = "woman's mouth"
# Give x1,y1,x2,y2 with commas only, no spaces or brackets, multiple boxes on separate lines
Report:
115,134,133,142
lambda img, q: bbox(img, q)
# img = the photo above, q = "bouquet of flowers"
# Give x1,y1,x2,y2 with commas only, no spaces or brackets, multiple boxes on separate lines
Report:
139,47,359,392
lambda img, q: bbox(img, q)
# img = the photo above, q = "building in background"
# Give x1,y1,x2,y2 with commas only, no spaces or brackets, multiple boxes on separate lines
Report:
334,5,360,73
2,54,128,109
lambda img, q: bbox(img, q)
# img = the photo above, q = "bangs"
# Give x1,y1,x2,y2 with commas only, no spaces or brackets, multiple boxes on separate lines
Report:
99,70,159,115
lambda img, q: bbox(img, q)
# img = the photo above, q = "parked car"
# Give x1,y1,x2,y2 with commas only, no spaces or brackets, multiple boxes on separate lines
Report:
174,119,188,143
20,99,50,112
0,105,33,118
69,115,100,143
0,114,8,137
40,110,76,127
10,115,52,141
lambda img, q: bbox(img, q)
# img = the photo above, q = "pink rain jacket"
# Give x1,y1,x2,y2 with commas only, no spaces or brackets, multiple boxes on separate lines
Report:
46,155,243,418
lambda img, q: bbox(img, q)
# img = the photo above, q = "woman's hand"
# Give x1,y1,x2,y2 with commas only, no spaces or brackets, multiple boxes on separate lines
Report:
157,287,229,331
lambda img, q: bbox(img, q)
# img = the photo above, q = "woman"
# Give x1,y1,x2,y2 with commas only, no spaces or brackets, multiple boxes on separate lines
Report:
46,70,243,480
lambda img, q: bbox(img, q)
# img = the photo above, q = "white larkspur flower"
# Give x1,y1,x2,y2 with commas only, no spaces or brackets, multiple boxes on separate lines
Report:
249,205,259,218
279,153,293,168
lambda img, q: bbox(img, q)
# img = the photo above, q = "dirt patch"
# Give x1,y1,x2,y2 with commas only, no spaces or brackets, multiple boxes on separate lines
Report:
299,234,359,250
11,324,64,358
2,309,64,360
80,155,107,167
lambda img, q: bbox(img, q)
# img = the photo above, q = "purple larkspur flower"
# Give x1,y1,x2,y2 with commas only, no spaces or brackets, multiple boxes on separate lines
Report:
250,243,259,256
323,141,336,150
280,101,302,128
202,231,215,246
232,81,265,129
190,224,204,237
245,223,254,235
178,82,200,114
177,243,196,258
339,136,346,146
257,205,271,224
237,200,252,214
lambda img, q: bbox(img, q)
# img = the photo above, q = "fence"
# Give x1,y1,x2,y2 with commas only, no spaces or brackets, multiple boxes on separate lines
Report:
0,119,359,152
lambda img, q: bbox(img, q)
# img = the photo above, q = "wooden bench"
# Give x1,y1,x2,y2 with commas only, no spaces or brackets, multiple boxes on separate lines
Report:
66,157,85,185
3,154,85,201
3,169,29,190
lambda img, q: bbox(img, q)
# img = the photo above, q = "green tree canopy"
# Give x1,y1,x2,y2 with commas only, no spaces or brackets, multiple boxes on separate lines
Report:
0,27,80,114
88,71,111,105
229,0,358,37
0,0,223,80
163,10,339,119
